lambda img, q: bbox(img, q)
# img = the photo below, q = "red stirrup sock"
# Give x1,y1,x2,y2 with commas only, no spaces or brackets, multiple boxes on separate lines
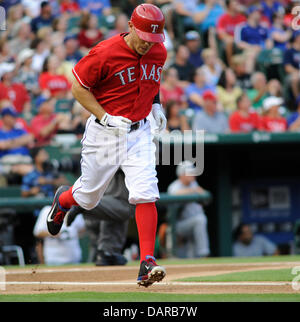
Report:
135,202,158,262
58,187,78,210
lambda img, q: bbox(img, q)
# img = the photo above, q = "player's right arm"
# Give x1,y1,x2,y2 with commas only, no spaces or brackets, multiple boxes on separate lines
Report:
71,76,106,121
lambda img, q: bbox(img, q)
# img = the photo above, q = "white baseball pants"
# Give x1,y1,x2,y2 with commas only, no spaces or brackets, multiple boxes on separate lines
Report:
72,114,159,210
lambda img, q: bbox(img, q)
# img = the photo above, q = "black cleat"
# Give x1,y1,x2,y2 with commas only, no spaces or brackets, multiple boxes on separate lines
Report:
95,250,128,266
46,185,70,236
137,255,166,287
65,205,84,227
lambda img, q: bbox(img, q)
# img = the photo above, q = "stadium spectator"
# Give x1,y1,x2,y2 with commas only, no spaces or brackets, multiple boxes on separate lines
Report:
247,72,268,111
233,223,278,256
261,0,284,24
229,92,260,132
78,0,112,17
15,49,40,96
170,45,195,86
8,22,32,56
216,68,242,113
168,161,210,258
185,67,215,111
30,98,69,146
231,54,252,90
165,100,190,132
270,11,292,51
0,39,15,64
160,67,187,109
105,13,129,39
34,205,85,265
234,5,272,73
51,16,68,47
78,13,103,52
174,0,199,30
216,0,246,66
30,37,50,73
192,90,229,133
184,30,203,69
267,78,283,98
60,0,80,14
64,34,83,65
260,96,287,132
200,48,223,87
193,0,225,47
288,96,300,132
30,1,55,34
52,45,74,83
283,32,300,100
39,55,72,99
0,63,31,114
21,147,68,198
0,107,33,160
5,3,26,40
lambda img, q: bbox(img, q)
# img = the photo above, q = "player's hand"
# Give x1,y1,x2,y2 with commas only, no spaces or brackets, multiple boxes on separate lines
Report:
99,113,132,136
152,103,166,133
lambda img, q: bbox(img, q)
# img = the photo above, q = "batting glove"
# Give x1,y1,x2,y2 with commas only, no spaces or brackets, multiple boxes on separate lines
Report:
99,113,132,136
152,103,167,133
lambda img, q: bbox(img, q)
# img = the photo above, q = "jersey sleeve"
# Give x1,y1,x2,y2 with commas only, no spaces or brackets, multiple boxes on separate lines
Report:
72,47,104,90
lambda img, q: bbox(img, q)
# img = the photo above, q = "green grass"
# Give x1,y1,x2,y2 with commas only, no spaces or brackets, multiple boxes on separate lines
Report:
0,292,299,302
177,268,294,282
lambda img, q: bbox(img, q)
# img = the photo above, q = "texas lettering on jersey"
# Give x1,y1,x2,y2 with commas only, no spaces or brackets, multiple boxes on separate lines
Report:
72,33,167,122
115,64,163,86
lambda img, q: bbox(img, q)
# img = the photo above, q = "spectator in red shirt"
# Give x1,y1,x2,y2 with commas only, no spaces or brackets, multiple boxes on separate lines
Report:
229,93,260,132
260,96,287,132
39,55,72,99
30,98,68,146
78,12,103,53
60,0,80,14
217,0,246,66
0,63,31,114
160,67,187,109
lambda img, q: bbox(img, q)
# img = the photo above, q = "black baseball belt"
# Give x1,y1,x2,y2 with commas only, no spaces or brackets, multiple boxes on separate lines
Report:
95,118,147,132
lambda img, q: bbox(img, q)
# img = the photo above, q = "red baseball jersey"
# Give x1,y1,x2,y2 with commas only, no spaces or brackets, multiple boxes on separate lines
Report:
72,33,167,122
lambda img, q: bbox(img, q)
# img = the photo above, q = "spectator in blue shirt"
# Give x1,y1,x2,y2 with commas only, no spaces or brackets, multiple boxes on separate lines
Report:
31,1,55,34
235,5,272,73
288,95,300,132
184,31,203,69
21,147,68,198
270,12,293,51
261,0,284,23
283,32,300,99
78,0,111,17
64,35,83,65
185,68,216,111
0,107,33,159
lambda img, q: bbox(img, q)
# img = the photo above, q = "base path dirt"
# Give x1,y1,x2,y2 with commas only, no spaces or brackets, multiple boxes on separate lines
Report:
2,262,300,295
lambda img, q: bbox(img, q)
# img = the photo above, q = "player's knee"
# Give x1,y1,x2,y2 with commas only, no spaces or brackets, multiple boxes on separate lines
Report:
78,198,99,211
129,195,159,205
193,213,207,225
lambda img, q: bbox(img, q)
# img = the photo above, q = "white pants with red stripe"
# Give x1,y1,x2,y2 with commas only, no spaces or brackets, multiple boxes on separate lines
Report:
72,114,159,210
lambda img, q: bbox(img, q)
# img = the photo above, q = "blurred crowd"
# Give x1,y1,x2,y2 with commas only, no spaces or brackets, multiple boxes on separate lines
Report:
0,0,300,187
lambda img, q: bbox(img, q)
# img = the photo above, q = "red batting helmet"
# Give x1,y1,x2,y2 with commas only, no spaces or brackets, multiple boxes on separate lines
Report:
130,4,165,43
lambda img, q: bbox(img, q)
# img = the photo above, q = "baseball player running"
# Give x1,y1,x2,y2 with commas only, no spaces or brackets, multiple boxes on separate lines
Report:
46,4,167,287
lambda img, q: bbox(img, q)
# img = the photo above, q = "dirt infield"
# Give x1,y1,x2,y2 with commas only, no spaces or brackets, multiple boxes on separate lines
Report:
2,261,299,295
